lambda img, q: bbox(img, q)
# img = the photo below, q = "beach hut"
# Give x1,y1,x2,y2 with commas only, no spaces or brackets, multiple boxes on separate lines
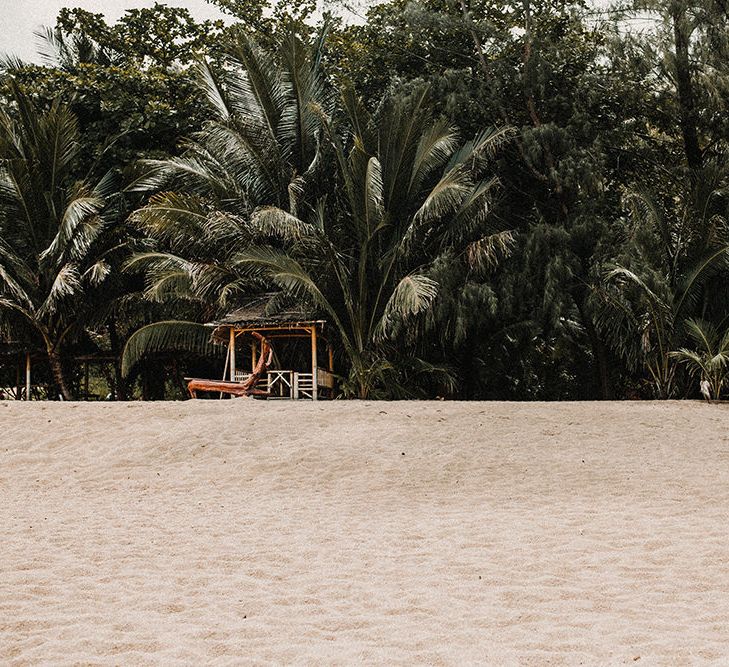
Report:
186,298,335,400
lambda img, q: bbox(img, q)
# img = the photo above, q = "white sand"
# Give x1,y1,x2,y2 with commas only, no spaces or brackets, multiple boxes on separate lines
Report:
1,400,729,665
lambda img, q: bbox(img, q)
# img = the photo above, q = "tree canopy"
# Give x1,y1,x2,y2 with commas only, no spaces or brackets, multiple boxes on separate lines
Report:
1,0,729,400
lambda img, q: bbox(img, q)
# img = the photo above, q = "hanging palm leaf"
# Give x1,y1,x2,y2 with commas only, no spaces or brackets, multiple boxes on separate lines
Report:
121,321,225,377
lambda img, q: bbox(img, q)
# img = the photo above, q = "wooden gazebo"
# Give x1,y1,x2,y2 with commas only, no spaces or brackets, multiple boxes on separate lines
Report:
186,299,335,400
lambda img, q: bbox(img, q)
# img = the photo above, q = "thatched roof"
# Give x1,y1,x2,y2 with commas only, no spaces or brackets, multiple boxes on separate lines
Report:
209,295,323,331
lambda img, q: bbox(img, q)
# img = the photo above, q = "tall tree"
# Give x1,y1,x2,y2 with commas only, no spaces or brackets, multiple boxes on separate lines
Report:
597,168,729,397
330,0,636,399
128,27,330,312
2,6,225,172
235,85,512,397
0,83,127,399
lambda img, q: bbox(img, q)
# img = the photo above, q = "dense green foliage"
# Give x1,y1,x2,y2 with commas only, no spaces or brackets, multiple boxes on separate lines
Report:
1,0,729,400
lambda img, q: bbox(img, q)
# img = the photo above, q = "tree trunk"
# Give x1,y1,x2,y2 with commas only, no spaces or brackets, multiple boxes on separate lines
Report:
172,359,188,398
108,316,127,400
141,361,167,400
47,345,73,401
671,3,702,171
358,380,368,400
589,328,614,400
576,300,614,400
16,353,22,400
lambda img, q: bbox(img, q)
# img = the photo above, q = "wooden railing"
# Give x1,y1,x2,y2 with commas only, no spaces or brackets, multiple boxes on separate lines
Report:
234,370,268,392
317,368,335,389
229,368,333,399
268,370,292,398
294,373,314,399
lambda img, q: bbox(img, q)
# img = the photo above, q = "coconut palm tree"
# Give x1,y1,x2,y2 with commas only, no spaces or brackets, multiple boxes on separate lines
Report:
0,82,125,399
671,318,729,401
234,84,512,397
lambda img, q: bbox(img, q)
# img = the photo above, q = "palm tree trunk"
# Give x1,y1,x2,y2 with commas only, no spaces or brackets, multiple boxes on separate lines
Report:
47,345,73,401
108,317,127,400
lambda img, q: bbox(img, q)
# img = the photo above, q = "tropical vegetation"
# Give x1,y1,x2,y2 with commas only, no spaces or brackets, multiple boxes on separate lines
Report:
1,0,729,401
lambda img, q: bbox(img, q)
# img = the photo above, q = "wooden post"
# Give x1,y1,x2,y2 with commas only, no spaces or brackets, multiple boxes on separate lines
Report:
220,347,230,399
311,325,318,401
328,344,334,372
25,352,31,401
16,353,21,400
251,340,257,372
229,327,236,382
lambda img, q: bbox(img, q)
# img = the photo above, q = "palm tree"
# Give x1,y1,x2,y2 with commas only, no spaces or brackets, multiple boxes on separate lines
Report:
0,82,125,399
126,27,329,312
597,175,729,397
120,28,333,380
671,318,729,401
234,84,512,397
124,30,512,397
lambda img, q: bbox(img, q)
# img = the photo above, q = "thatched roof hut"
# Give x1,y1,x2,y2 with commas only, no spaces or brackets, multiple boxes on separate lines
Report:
188,295,333,400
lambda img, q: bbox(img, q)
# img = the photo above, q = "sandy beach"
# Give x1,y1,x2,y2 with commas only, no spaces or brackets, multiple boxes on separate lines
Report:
1,400,729,665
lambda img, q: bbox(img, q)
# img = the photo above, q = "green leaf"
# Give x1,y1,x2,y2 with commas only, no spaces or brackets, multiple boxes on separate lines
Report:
122,321,225,377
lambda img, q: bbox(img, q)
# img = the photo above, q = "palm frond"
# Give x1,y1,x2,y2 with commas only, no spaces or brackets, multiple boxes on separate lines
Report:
408,120,460,199
83,260,111,287
131,193,211,249
364,156,384,233
466,230,517,273
411,164,471,227
227,31,286,141
252,206,315,241
376,273,439,340
232,245,351,349
122,321,225,377
233,245,326,305
36,263,80,319
684,317,717,353
41,195,105,265
606,266,668,309
125,252,197,302
447,125,514,172
196,58,234,121
675,245,729,318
